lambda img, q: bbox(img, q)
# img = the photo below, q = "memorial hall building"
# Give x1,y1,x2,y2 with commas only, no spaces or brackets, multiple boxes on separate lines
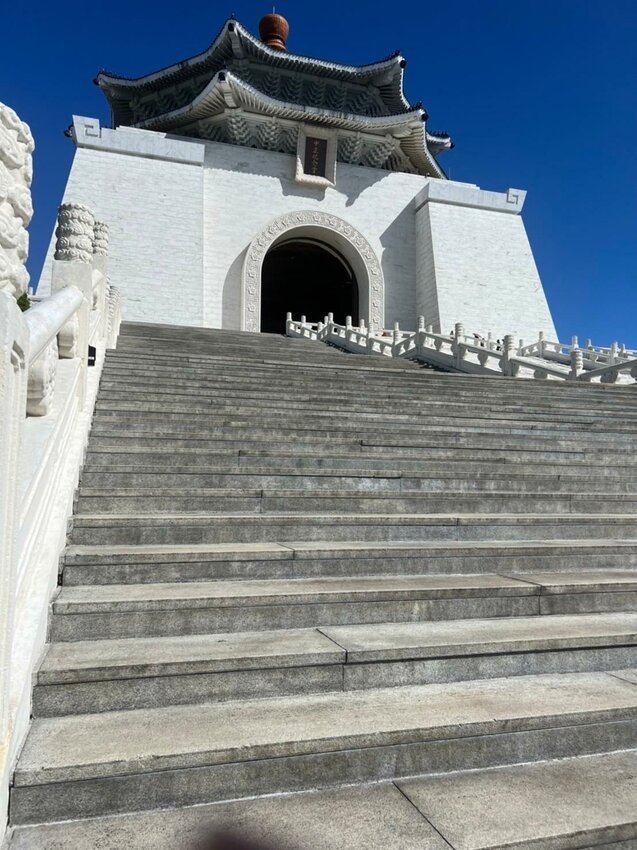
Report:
4,10,637,847
38,13,557,342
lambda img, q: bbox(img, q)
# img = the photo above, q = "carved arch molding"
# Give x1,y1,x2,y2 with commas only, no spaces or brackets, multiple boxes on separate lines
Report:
241,210,385,332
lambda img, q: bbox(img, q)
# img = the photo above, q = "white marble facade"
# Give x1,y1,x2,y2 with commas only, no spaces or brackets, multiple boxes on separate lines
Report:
38,115,557,342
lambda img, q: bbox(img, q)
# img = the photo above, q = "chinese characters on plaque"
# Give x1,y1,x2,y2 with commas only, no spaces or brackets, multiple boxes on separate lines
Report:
303,136,328,178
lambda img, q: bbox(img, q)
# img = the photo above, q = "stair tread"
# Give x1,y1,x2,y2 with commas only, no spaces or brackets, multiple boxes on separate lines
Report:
321,612,637,661
10,749,637,850
62,538,637,564
397,749,637,850
14,672,637,787
69,513,637,525
39,613,637,683
53,573,539,612
39,627,344,683
7,781,450,850
76,488,637,499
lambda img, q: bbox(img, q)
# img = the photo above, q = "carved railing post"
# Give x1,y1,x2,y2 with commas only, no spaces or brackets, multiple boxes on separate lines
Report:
569,347,584,380
452,322,465,368
50,202,94,408
500,334,519,377
92,220,109,339
54,203,94,265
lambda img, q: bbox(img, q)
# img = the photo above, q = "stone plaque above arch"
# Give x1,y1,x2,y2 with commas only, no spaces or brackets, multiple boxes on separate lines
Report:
241,210,385,333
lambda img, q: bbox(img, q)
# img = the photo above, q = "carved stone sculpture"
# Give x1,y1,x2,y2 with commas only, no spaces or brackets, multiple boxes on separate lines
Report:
0,103,34,298
54,203,95,264
92,221,109,256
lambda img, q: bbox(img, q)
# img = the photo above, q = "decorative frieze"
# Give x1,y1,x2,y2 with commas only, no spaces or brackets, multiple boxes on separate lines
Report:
54,203,95,264
0,103,34,298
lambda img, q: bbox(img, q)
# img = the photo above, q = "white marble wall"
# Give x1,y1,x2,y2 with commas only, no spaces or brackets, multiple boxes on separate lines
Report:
415,181,557,341
201,141,423,329
37,117,557,340
38,118,205,327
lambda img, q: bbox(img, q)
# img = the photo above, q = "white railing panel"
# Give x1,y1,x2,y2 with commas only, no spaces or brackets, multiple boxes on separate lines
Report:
286,314,637,386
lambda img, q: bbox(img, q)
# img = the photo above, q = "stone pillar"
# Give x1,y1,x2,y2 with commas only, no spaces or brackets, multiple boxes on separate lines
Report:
51,203,95,406
0,103,34,300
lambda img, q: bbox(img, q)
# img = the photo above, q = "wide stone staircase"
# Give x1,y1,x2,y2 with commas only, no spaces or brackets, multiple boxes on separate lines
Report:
9,322,637,849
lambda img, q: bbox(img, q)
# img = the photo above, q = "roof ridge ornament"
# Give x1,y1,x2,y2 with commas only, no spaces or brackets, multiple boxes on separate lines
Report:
259,12,289,51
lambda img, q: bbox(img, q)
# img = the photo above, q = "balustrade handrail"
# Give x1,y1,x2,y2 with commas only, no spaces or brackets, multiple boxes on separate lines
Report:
0,124,123,839
286,315,637,385
24,286,84,364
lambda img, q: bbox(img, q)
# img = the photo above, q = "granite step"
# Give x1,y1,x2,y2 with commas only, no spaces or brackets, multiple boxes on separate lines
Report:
93,398,637,432
87,414,637,442
74,488,637,515
92,409,637,439
68,513,637,545
10,671,637,824
83,443,628,467
33,613,637,716
95,382,637,420
61,539,637,585
9,750,637,850
79,466,637,495
82,453,637,480
100,362,632,392
395,749,637,850
86,428,637,452
48,571,637,641
101,360,635,398
49,573,541,640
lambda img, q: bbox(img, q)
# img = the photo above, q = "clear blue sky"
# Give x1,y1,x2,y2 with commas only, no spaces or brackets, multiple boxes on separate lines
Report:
3,0,636,344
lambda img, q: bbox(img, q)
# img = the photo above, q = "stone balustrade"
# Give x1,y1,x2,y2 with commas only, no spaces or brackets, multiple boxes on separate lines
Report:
0,104,33,300
0,103,122,836
287,315,637,385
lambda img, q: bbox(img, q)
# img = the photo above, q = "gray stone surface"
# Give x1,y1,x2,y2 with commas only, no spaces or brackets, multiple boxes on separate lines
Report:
611,669,637,685
12,324,637,834
398,750,637,850
39,627,344,683
322,612,637,661
520,570,637,593
8,782,449,850
14,672,637,787
53,573,537,612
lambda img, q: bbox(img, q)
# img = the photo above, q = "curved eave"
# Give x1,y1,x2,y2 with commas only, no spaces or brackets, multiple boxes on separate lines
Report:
134,70,446,178
426,132,454,155
96,19,410,114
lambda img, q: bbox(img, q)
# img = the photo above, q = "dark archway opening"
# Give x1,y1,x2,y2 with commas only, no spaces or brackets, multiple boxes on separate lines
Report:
260,239,359,334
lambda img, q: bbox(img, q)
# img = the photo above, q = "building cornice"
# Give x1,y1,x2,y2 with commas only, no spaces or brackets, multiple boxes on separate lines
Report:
131,70,445,178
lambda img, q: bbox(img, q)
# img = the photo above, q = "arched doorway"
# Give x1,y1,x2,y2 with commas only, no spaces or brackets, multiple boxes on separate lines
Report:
242,211,385,334
260,239,359,334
